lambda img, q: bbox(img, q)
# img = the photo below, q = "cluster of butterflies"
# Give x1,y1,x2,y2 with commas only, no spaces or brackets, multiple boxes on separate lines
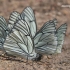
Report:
0,7,67,61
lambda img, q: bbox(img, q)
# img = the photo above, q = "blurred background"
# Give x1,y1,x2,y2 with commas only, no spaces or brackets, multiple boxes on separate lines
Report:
0,0,70,70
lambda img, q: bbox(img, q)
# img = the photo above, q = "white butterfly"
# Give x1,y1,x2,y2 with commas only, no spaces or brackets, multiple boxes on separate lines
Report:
0,7,67,61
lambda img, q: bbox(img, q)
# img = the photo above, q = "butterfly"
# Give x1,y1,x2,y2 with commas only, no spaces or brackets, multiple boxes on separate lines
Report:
0,7,67,61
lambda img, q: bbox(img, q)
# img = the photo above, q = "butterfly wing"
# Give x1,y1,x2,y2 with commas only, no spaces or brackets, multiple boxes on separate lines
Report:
34,18,67,54
55,23,67,53
8,11,20,32
6,7,37,60
5,17,37,59
8,12,30,35
20,7,37,37
3,28,37,60
0,16,8,50
34,19,57,54
8,7,37,38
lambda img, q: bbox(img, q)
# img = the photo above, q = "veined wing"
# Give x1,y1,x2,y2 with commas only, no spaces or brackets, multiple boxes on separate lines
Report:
8,11,30,36
8,11,20,32
0,16,8,31
0,16,8,50
8,7,37,38
36,19,57,34
20,7,37,37
34,19,57,54
55,23,67,53
3,29,36,59
34,19,57,44
14,20,30,36
34,33,57,54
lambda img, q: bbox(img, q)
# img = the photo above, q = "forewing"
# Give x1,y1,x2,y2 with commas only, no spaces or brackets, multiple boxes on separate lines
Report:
21,7,37,37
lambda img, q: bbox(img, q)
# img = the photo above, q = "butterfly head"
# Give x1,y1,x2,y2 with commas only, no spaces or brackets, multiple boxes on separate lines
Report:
32,54,42,61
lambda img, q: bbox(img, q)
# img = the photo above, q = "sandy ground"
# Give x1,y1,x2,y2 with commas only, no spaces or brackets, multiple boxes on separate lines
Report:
0,0,70,70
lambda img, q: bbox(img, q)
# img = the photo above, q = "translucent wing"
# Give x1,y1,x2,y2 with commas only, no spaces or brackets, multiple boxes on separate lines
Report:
34,19,57,54
20,7,37,37
0,16,8,50
55,23,67,53
3,29,37,60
